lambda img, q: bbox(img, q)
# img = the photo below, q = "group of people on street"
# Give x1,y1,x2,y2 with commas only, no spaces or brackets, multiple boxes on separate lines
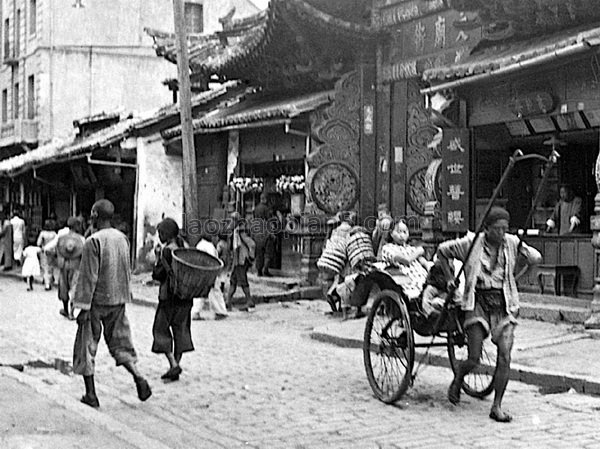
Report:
9,215,87,320
0,187,548,423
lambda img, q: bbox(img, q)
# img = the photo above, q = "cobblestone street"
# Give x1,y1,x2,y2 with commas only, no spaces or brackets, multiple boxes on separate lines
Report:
2,276,600,448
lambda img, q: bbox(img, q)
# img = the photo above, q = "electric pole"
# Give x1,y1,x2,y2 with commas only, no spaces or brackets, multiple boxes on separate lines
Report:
173,0,199,244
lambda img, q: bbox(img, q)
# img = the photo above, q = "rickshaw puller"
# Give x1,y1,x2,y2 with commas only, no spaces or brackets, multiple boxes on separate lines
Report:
436,207,542,423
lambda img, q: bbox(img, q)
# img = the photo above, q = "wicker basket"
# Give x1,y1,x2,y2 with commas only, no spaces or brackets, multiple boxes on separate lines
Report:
317,237,347,275
171,248,224,300
347,228,375,268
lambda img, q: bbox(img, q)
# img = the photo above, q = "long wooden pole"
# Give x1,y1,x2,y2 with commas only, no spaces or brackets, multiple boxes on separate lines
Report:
173,0,199,244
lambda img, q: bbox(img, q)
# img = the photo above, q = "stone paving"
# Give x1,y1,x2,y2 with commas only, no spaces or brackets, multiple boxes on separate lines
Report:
1,276,600,448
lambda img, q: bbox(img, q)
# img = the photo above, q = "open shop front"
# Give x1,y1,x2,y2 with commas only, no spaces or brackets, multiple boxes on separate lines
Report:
465,68,600,297
234,126,308,274
189,90,333,277
472,122,597,297
420,24,600,299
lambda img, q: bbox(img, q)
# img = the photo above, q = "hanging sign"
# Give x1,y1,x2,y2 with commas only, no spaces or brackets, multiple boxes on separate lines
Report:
509,91,555,117
441,129,470,232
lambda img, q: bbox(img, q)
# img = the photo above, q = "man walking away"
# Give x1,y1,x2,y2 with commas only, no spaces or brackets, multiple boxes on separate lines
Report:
437,207,541,422
72,199,151,408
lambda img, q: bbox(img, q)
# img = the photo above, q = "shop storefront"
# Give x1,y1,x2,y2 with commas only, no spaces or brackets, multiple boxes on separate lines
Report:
421,26,600,298
150,0,381,281
162,89,334,275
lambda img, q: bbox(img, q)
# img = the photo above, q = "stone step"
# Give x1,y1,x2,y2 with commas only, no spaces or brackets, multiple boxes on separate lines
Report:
520,292,591,309
246,271,305,290
520,301,591,324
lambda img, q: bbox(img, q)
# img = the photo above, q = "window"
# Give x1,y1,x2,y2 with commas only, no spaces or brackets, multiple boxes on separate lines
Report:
15,9,20,56
27,75,34,119
184,2,203,34
4,18,9,58
29,0,36,36
14,83,19,119
2,89,7,122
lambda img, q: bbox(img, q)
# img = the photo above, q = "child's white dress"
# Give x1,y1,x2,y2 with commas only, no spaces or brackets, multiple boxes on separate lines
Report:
22,246,41,277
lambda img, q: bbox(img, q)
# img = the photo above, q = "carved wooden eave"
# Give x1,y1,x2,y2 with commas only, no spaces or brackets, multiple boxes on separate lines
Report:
448,0,600,40
146,0,385,92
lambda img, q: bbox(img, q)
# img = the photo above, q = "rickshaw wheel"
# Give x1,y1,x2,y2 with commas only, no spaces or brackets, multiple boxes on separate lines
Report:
363,289,414,404
447,332,495,398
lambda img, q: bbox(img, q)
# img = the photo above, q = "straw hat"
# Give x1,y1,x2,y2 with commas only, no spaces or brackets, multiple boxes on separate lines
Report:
57,234,84,259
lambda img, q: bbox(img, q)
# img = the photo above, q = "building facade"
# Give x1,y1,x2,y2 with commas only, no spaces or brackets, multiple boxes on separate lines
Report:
0,0,178,157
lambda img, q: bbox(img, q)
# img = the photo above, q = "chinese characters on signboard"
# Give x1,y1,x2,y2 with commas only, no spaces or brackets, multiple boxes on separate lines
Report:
441,129,470,232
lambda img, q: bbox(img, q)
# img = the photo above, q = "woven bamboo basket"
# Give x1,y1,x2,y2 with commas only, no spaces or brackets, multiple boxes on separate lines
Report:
317,238,347,275
347,228,375,268
171,248,224,300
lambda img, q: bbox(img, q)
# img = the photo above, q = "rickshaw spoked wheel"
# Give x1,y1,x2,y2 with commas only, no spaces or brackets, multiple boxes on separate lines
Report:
447,330,495,398
363,289,414,404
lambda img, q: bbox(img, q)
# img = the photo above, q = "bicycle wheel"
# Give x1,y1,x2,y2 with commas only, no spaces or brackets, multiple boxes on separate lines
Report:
363,289,414,403
447,331,495,398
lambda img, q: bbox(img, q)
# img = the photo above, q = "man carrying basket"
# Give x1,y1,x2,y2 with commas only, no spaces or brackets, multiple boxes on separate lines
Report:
151,217,195,381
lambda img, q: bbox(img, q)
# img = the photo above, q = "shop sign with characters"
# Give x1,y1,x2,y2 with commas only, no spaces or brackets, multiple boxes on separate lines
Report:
441,129,470,232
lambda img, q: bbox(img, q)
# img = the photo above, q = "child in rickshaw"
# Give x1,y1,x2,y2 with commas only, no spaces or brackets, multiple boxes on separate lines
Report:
420,262,447,317
381,220,432,299
421,259,465,318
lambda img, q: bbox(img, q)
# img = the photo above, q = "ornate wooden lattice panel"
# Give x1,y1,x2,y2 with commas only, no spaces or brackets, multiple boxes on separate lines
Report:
307,70,361,214
405,80,439,217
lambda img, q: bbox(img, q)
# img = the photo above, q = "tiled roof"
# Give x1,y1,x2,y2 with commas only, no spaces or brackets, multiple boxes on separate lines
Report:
163,89,334,138
423,25,600,82
447,0,600,38
0,83,243,177
146,0,381,77
0,121,133,178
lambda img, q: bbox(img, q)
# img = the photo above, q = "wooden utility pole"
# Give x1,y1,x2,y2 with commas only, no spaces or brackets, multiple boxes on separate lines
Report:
173,0,199,243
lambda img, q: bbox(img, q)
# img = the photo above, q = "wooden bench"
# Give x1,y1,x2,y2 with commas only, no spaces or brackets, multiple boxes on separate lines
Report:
536,264,580,297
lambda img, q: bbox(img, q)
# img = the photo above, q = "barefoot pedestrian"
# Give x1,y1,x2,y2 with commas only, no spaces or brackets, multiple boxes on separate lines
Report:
151,218,194,381
437,207,541,422
72,199,151,408
225,213,255,311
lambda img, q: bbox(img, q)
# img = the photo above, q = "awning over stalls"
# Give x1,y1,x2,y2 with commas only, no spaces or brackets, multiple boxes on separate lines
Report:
146,0,382,92
0,120,134,178
0,83,244,178
162,89,335,139
422,25,600,93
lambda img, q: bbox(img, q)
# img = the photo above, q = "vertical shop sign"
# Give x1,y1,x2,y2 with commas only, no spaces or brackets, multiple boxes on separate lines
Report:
441,129,470,232
364,105,374,135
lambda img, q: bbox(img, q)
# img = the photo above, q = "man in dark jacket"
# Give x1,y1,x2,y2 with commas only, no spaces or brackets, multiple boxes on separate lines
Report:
252,193,275,276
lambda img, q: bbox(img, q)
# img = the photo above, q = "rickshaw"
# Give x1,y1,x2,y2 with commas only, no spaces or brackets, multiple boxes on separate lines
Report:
359,149,559,404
